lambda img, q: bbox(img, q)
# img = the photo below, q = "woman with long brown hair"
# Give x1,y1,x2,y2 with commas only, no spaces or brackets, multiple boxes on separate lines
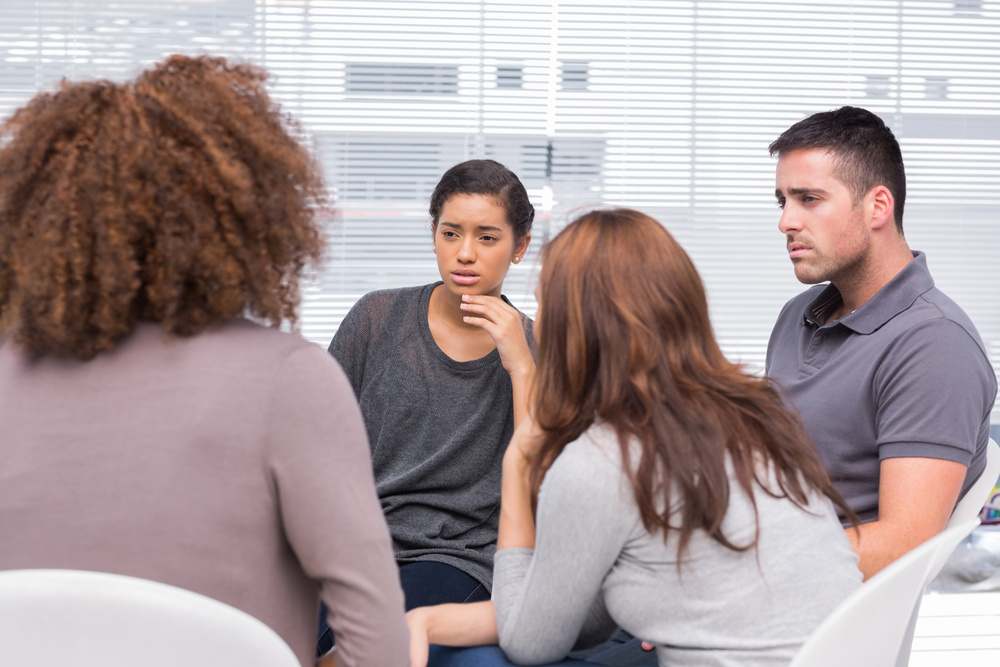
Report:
407,208,861,667
0,55,407,667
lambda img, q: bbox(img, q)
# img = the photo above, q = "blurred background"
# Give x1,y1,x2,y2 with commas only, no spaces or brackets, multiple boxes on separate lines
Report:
1,0,996,425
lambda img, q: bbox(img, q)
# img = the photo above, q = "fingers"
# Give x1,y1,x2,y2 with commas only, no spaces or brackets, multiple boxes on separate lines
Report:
459,294,518,325
458,294,534,378
459,294,522,343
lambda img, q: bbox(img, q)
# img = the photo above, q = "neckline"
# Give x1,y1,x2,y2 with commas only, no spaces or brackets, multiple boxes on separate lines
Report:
418,282,503,370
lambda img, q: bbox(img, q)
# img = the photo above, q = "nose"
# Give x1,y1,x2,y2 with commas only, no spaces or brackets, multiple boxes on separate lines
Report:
457,236,476,263
778,207,801,235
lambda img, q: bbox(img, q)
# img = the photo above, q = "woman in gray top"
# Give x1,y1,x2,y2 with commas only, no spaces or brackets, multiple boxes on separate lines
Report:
408,209,863,667
328,160,536,611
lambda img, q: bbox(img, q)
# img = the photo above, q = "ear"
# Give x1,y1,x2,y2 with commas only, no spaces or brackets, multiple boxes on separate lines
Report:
868,185,895,232
514,233,532,259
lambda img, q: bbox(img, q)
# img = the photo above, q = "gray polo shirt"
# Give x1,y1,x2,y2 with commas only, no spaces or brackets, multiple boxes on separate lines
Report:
766,252,997,523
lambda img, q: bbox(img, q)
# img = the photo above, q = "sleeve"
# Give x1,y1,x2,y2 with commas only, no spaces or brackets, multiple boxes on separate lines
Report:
875,318,997,464
328,294,373,398
492,435,632,665
266,344,408,667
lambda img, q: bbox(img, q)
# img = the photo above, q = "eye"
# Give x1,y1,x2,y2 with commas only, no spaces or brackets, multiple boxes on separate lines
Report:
480,234,499,242
776,197,786,209
802,194,819,204
441,230,459,238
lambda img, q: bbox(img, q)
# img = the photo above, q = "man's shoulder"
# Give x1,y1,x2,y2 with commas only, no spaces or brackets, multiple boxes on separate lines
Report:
910,285,984,333
879,280,989,360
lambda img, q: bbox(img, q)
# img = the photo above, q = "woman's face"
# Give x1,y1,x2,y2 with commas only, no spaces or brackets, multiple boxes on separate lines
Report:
432,193,529,300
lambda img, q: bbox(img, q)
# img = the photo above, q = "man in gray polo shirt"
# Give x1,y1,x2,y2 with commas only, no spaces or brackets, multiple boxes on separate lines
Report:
766,106,996,579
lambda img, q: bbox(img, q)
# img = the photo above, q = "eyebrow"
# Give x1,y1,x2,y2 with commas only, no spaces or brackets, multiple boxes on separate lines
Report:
774,187,830,198
440,221,505,233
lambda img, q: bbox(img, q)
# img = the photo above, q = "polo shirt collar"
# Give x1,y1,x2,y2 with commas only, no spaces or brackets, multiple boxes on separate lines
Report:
801,251,935,334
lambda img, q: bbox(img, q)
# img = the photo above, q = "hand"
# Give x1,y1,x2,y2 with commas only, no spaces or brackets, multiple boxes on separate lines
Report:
405,602,498,664
460,294,534,379
406,607,432,667
317,651,338,667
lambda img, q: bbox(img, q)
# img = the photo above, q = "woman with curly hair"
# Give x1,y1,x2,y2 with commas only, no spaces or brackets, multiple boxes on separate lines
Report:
0,55,407,667
407,209,862,667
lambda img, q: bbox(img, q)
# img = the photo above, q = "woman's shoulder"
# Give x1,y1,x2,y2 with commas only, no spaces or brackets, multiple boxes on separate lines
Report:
537,424,642,534
206,322,357,404
547,423,627,489
345,283,437,325
191,320,331,366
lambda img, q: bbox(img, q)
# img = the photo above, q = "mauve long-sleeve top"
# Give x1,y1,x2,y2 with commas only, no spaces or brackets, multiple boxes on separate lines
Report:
0,320,408,667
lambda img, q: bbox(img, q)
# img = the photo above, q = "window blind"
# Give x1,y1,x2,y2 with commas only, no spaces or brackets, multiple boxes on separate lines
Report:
1,0,997,421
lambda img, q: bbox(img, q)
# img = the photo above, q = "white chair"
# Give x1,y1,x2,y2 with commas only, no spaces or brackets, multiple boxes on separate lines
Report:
948,438,1000,529
0,569,300,667
893,437,1000,667
789,517,981,667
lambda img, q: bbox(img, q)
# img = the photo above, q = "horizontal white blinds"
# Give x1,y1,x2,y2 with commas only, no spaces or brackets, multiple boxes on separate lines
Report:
1,1,998,420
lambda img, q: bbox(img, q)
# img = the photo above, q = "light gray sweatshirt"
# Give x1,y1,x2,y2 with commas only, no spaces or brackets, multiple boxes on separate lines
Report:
493,422,862,667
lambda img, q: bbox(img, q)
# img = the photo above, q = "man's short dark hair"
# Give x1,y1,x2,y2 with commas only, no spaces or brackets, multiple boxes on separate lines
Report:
769,106,906,233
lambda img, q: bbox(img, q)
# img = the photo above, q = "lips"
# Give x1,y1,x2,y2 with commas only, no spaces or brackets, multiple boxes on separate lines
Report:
451,270,480,286
787,241,810,259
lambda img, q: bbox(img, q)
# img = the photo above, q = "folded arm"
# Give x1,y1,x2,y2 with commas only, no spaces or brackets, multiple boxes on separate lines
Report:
493,424,627,663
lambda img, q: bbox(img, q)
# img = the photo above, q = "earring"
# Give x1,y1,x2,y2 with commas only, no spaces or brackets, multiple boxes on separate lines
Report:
433,246,437,254
512,256,521,264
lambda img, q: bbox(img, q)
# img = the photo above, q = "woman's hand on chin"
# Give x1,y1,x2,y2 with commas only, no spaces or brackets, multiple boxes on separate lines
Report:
459,294,534,378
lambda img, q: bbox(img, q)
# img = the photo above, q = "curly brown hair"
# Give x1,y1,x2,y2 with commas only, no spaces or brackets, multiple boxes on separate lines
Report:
0,54,327,360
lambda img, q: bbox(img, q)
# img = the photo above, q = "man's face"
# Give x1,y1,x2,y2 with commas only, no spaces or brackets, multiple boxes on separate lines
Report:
774,148,872,286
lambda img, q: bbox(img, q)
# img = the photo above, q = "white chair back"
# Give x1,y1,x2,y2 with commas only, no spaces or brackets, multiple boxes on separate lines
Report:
893,437,1000,667
948,437,1000,529
789,517,980,667
0,569,300,667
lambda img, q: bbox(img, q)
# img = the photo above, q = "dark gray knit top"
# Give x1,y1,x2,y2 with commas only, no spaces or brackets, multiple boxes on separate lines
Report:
329,282,535,588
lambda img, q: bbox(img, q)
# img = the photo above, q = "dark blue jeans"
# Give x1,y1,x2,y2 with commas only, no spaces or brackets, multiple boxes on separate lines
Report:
569,630,657,666
399,560,491,609
317,560,491,656
426,631,654,667
428,646,593,666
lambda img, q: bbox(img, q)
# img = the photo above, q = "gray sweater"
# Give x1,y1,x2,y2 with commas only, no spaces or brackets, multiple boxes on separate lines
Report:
330,283,535,588
493,422,862,667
